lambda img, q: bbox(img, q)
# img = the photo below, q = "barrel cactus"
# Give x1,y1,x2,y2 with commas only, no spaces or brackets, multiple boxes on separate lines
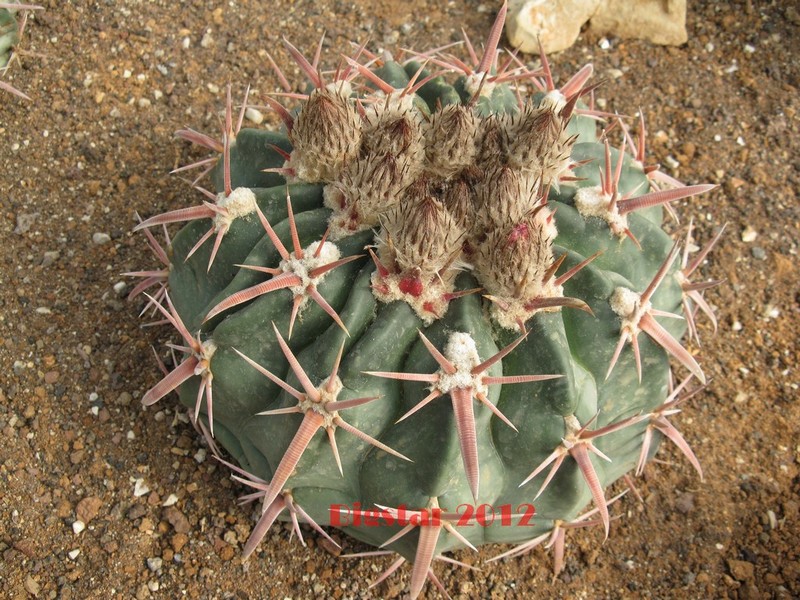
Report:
0,2,41,99
132,3,722,597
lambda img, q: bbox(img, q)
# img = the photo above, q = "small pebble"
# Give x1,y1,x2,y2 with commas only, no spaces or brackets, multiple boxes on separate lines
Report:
92,232,111,245
147,557,163,572
133,479,151,497
163,506,191,533
72,520,86,534
24,575,40,596
41,250,60,267
741,226,758,242
751,247,766,260
76,496,103,524
68,549,81,560
244,107,263,124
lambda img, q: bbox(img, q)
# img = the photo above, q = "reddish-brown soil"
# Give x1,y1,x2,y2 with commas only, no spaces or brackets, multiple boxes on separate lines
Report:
1,1,798,598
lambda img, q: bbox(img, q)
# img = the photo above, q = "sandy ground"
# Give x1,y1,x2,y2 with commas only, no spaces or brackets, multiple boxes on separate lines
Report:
1,1,798,598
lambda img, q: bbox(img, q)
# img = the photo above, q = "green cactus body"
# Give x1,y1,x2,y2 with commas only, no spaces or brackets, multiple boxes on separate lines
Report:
1,7,21,68
133,5,718,597
1,3,42,99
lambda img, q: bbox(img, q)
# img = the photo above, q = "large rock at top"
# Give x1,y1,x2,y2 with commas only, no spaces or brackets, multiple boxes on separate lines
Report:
507,0,688,53
506,0,601,54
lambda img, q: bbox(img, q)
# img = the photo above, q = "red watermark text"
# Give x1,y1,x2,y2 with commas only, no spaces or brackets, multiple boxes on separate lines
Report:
330,502,535,527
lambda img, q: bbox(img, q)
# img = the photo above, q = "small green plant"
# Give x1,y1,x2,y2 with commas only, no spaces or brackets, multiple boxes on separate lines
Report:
132,3,722,597
0,2,41,99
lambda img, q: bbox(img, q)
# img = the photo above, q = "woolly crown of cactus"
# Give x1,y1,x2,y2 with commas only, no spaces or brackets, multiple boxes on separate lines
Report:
131,3,722,597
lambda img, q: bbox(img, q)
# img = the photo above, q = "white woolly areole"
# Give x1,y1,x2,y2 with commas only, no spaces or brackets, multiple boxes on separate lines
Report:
324,80,353,98
463,72,496,98
574,185,628,236
563,414,582,437
280,240,341,300
610,286,650,337
369,271,453,326
435,332,489,397
540,89,567,113
298,375,343,429
214,187,258,231
194,339,217,376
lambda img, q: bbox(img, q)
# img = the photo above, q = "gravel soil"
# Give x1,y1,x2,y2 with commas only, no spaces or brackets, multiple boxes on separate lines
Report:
1,1,798,598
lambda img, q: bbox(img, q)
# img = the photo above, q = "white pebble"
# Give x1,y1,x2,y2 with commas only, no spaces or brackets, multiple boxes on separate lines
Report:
162,494,179,507
245,107,263,125
113,281,127,296
741,226,757,242
732,321,743,331
133,478,150,497
92,232,111,245
147,557,163,572
72,520,86,534
664,155,680,170
68,549,81,560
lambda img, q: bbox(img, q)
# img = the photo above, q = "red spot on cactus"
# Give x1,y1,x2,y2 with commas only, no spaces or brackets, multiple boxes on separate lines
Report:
506,223,530,247
399,276,424,297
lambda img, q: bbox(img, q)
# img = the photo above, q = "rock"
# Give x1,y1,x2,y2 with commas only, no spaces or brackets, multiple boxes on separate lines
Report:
146,557,163,572
507,0,601,54
76,496,103,524
171,532,188,553
14,212,39,235
675,492,695,514
163,506,191,534
244,107,263,125
92,232,112,245
127,503,147,520
24,574,41,596
728,559,755,582
588,0,688,47
507,0,687,54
